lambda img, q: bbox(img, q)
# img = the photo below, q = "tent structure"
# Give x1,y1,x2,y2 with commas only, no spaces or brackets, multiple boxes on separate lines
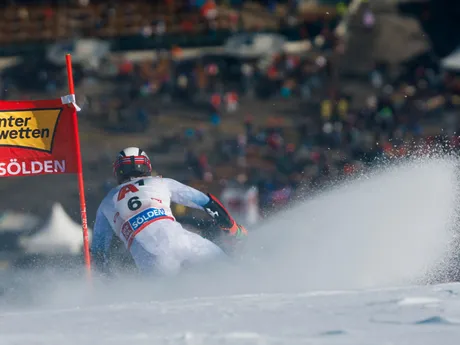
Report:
441,47,460,71
224,33,287,58
46,38,110,70
19,203,91,256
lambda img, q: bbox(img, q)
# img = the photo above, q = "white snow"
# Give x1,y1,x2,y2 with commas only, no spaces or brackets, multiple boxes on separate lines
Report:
397,297,441,306
241,157,460,291
1,157,460,344
3,284,460,344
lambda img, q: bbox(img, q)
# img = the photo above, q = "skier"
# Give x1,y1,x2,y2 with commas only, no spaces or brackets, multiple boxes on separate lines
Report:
91,147,247,276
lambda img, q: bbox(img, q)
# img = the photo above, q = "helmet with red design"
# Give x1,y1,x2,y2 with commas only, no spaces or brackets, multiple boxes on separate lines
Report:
113,147,152,184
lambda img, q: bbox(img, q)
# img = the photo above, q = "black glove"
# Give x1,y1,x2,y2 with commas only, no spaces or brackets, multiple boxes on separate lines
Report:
203,193,248,237
203,194,248,255
203,193,236,230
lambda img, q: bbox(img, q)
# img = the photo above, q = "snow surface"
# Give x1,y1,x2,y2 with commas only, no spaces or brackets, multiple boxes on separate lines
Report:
3,284,460,344
2,157,460,344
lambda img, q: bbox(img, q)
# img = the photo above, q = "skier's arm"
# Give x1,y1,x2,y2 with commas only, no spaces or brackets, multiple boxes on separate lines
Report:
164,178,247,237
91,206,114,275
164,177,211,210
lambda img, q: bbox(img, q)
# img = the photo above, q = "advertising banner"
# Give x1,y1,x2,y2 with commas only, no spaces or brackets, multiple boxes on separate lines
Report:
0,99,78,177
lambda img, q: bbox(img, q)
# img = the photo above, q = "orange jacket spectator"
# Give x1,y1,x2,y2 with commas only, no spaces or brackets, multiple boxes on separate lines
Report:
201,0,217,20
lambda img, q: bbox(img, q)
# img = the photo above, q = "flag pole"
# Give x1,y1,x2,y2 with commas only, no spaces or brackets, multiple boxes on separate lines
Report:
65,54,92,278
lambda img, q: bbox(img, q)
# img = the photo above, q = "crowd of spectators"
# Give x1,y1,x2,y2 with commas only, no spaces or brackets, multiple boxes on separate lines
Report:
0,0,340,48
2,0,460,222
75,41,458,216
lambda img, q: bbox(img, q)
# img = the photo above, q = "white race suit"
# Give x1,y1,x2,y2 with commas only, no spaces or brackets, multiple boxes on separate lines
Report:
91,176,225,275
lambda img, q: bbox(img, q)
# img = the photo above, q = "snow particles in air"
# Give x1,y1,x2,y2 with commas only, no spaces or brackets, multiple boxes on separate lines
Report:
2,155,460,345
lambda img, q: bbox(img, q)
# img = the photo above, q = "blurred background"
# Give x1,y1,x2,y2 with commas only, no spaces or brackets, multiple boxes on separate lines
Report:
0,0,459,274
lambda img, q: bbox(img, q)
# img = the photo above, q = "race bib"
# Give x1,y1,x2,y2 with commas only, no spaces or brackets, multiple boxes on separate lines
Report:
121,207,169,243
129,207,167,230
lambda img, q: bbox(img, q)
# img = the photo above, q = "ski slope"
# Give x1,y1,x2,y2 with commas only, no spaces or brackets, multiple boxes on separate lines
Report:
3,284,460,344
1,157,460,344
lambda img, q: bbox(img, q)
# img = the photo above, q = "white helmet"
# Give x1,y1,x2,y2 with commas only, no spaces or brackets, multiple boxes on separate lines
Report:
113,147,152,184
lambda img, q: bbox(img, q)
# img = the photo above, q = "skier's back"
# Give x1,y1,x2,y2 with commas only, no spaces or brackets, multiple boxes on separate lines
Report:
91,147,247,276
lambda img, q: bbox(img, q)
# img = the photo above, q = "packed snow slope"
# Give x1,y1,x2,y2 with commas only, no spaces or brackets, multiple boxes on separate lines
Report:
4,283,460,344
1,157,460,344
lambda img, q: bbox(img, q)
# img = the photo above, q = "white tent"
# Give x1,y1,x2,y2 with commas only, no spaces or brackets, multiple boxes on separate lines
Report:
441,47,460,72
46,38,110,70
224,33,287,58
19,203,91,255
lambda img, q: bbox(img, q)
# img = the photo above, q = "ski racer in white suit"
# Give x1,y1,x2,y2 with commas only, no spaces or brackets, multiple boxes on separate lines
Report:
91,147,248,276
